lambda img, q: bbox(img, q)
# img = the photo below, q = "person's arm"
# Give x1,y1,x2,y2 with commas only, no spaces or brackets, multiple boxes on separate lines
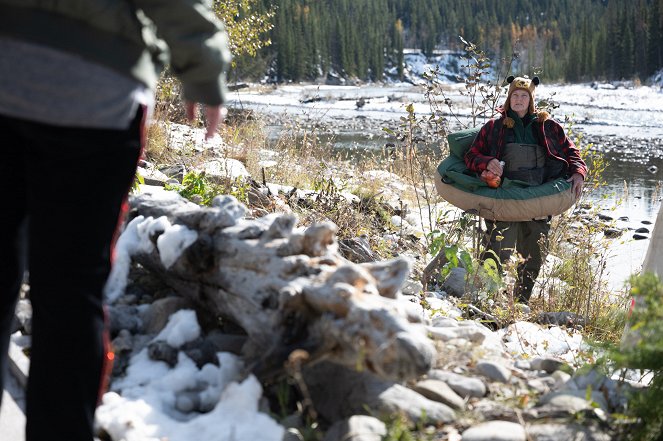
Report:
184,102,227,140
136,0,232,138
555,125,587,179
548,120,588,197
464,120,502,175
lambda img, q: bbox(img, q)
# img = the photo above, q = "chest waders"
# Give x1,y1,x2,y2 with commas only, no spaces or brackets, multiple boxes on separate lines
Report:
502,142,546,184
484,142,553,303
502,142,566,185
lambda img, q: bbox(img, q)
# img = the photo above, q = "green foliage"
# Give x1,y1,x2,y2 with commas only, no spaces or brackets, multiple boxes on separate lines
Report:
165,171,250,206
427,211,475,279
271,0,393,81
131,171,145,194
382,412,435,441
426,230,445,259
273,379,291,420
165,171,217,205
213,0,274,59
615,273,663,370
608,273,663,441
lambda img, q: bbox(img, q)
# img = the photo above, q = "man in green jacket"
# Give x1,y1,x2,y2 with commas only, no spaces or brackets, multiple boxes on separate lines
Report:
0,2,231,440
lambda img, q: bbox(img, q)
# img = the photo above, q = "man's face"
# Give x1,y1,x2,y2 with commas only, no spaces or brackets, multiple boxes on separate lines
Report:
510,89,530,117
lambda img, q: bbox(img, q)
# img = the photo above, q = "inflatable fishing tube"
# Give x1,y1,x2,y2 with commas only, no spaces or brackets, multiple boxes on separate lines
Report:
435,128,578,222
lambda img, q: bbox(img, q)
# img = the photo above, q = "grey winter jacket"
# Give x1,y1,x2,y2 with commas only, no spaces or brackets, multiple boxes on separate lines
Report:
0,0,232,105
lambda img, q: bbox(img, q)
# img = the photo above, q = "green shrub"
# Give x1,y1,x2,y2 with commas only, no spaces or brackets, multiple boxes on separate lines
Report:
165,170,250,206
610,273,663,441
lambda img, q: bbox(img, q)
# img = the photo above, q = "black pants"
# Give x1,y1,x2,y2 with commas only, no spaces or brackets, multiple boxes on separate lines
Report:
0,111,143,441
483,219,551,303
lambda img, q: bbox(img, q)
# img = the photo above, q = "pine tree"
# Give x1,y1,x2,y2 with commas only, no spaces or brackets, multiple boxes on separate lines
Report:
648,0,663,76
263,0,663,84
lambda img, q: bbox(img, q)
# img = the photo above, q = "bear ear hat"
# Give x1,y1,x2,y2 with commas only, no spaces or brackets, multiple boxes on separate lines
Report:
506,75,540,86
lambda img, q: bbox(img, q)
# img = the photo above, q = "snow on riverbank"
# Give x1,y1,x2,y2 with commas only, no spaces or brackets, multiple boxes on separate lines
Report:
227,77,663,139
96,310,284,441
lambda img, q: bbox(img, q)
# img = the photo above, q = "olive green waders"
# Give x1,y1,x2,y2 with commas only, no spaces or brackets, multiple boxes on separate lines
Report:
483,218,551,303
483,142,555,303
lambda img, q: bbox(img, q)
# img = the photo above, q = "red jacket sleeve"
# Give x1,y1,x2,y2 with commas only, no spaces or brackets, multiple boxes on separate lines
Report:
464,120,498,172
545,120,588,179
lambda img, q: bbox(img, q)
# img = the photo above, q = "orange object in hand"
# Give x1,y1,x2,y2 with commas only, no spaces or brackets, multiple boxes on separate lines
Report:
481,170,502,188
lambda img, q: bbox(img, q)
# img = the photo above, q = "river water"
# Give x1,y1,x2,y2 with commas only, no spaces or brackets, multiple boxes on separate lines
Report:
228,82,663,290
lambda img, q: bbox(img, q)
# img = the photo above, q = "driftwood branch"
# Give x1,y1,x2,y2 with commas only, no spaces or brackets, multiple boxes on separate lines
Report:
113,192,436,382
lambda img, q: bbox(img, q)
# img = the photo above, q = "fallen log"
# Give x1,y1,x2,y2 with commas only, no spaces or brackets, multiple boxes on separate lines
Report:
106,190,436,382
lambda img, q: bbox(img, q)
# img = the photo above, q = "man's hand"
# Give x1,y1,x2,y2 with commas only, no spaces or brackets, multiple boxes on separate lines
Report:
567,172,585,198
185,102,227,140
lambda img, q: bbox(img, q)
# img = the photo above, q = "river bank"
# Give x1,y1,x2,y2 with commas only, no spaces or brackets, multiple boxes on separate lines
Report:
227,81,663,290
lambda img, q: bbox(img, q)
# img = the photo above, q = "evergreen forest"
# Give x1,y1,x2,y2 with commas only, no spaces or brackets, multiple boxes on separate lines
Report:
236,0,663,83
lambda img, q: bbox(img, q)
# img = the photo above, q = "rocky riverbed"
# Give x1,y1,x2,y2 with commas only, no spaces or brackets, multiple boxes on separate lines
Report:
8,151,652,441
9,203,639,441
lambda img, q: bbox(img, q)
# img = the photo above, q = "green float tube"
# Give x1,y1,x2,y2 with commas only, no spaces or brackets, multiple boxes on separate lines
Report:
434,127,577,222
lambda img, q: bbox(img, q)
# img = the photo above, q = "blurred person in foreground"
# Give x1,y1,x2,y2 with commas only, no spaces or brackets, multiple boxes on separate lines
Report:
0,2,231,440
464,75,587,304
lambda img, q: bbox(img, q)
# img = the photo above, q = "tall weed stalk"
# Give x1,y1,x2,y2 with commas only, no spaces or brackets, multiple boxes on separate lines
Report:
387,38,516,294
539,123,627,341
